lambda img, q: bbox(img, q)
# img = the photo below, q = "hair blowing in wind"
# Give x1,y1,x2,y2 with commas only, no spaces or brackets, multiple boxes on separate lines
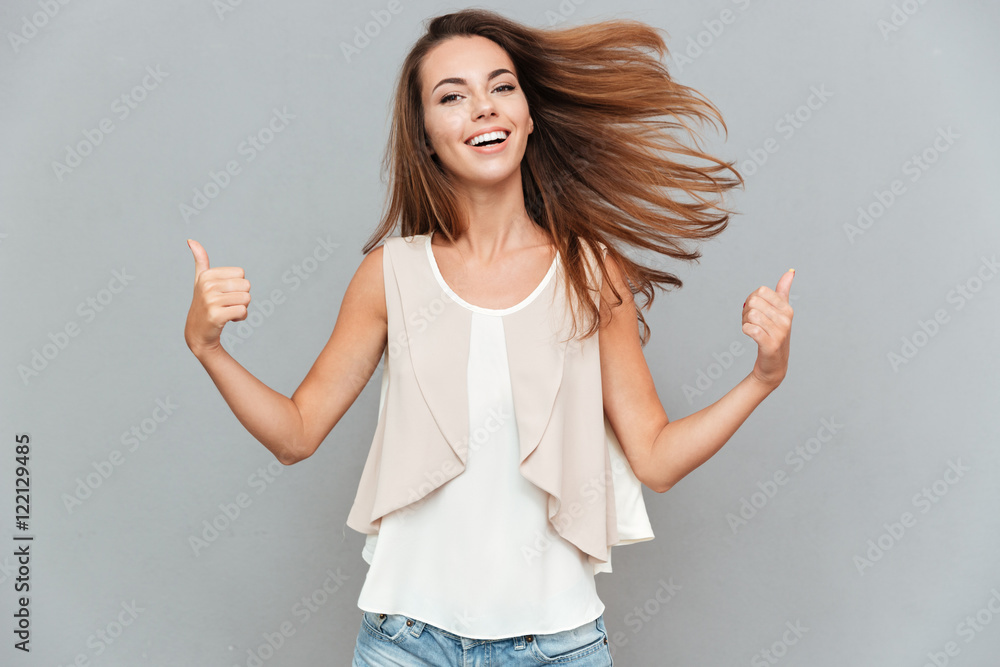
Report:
364,8,745,345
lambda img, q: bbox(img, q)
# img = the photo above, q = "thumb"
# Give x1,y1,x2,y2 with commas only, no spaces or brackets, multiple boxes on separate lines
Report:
187,239,210,276
775,268,795,301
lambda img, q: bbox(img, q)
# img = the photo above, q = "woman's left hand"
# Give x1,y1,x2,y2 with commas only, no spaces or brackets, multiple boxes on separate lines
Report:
742,269,795,388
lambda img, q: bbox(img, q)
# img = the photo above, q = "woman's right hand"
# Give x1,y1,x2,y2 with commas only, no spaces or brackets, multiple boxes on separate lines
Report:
184,239,251,356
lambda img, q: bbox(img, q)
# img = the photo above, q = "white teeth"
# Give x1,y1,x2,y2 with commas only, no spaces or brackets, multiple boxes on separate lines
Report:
467,130,509,146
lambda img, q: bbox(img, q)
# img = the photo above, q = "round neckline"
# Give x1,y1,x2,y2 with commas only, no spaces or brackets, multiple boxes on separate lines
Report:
425,232,559,316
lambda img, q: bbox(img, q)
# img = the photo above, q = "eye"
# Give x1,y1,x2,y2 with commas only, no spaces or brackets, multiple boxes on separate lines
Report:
438,83,517,104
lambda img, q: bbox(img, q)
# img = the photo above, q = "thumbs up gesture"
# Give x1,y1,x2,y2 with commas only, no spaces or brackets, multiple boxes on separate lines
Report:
184,239,251,356
742,269,795,388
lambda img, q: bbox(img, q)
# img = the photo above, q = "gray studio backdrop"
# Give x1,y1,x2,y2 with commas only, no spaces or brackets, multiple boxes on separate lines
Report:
2,0,998,665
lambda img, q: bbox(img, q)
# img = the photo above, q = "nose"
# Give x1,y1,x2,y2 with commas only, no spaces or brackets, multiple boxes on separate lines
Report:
470,89,498,120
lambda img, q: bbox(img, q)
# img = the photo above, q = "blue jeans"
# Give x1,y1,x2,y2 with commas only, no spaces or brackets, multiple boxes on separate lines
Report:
352,610,614,666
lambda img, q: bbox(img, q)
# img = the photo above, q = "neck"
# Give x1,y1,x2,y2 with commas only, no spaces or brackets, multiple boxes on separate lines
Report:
444,170,546,264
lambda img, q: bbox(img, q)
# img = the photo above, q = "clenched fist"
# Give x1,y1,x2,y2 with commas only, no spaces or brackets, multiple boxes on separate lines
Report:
742,269,795,388
184,239,251,356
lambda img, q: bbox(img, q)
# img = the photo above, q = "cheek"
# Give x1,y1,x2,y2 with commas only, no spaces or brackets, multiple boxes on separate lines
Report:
504,101,531,132
428,116,464,146
423,125,443,151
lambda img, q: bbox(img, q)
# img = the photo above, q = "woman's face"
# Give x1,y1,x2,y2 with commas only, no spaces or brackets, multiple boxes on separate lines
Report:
419,35,533,191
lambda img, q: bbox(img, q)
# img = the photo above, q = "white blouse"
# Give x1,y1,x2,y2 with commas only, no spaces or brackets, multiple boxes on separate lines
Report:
356,241,606,639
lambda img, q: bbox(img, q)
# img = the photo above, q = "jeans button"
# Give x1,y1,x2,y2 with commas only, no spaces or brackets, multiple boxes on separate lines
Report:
526,635,533,642
406,620,413,626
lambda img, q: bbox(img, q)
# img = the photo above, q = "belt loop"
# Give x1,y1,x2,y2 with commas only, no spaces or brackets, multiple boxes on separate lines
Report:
407,617,426,638
513,634,526,650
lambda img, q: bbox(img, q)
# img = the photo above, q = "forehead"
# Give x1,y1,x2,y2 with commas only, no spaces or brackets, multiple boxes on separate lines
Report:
420,35,516,95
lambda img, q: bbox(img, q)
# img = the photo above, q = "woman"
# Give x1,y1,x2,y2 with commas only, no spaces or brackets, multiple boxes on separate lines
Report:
184,8,794,665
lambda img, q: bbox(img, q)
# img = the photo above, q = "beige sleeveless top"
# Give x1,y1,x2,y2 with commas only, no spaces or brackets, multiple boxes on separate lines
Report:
346,233,654,574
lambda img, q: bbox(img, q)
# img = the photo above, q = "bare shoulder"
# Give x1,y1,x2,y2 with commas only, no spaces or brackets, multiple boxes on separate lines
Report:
346,243,386,326
596,244,635,323
595,244,666,492
287,241,389,461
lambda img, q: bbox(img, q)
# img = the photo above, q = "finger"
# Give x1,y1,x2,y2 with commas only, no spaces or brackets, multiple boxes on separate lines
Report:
744,293,789,329
205,277,251,293
225,304,249,322
213,290,252,307
204,266,246,280
743,308,778,342
741,320,771,346
774,268,795,301
748,284,793,314
188,239,210,276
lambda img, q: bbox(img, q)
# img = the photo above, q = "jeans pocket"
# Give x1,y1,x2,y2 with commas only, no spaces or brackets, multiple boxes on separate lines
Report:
362,611,413,644
529,616,609,663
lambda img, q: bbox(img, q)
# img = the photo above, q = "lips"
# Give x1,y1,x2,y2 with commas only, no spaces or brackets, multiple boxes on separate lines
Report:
466,135,509,153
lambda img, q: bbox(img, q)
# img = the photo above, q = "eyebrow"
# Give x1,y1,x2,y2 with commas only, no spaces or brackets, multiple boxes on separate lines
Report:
430,68,515,95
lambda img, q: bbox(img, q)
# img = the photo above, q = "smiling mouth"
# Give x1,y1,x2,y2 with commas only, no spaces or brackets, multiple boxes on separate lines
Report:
473,136,507,147
466,131,510,147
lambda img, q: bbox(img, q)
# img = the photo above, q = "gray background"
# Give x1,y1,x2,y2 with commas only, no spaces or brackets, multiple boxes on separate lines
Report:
2,0,998,665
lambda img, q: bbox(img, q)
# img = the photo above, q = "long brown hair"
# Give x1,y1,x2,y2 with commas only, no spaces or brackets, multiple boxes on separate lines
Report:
362,8,743,345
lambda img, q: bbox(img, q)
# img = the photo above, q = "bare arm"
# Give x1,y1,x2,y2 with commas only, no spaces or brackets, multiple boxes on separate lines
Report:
287,245,387,463
599,251,793,493
644,374,776,492
185,240,387,465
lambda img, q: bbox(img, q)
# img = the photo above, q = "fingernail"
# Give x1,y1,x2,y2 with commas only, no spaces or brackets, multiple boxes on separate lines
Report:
788,268,795,273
